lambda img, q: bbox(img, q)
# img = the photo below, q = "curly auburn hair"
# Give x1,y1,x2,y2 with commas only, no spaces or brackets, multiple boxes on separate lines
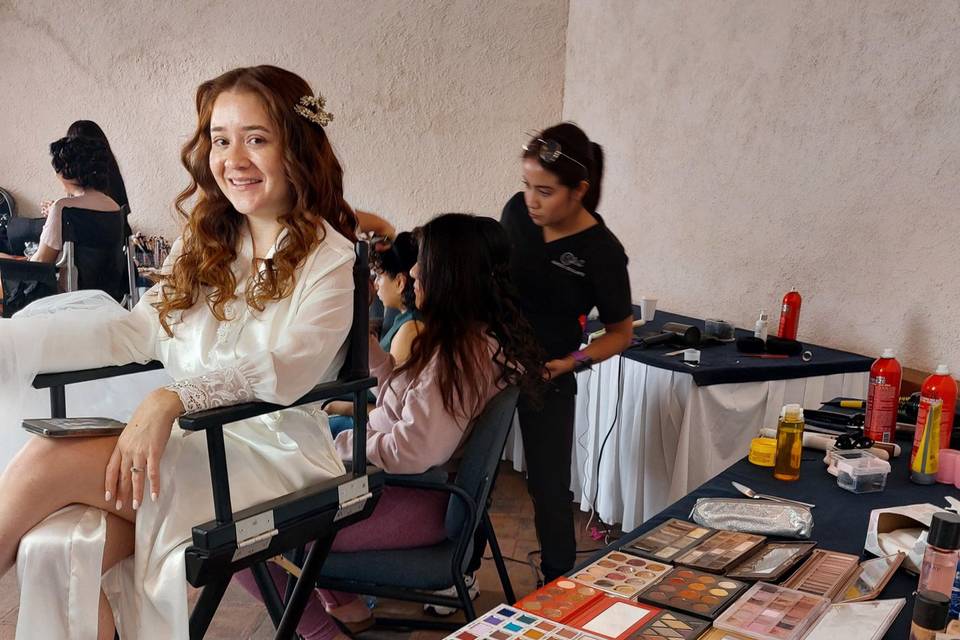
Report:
155,65,358,335
49,136,111,193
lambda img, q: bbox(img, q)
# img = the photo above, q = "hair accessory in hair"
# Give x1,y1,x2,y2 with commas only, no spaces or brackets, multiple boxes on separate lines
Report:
294,94,334,127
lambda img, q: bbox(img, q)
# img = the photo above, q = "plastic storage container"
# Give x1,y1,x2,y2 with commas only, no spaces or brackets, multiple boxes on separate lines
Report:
836,452,891,494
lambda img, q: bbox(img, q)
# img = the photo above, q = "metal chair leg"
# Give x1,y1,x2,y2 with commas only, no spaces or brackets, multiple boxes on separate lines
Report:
482,510,516,603
453,573,477,621
189,576,231,640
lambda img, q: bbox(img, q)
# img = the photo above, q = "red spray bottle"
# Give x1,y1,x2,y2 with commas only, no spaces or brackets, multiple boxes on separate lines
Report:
778,289,802,340
865,349,902,444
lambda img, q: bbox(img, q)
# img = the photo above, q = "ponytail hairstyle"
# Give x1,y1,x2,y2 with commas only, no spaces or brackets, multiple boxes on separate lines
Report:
397,214,543,418
522,122,604,213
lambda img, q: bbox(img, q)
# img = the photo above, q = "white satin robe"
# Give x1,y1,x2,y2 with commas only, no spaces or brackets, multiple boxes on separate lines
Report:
5,220,353,639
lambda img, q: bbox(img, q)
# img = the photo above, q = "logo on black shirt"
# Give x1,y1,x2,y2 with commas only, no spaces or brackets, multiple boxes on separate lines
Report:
551,252,586,276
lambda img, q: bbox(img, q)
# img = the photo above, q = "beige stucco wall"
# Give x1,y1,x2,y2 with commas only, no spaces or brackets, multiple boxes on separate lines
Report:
0,0,566,237
564,0,960,372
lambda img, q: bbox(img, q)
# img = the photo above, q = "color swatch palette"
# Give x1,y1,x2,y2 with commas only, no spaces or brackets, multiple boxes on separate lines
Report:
636,567,748,620
445,606,603,640
517,579,604,622
628,609,710,639
781,550,860,601
626,519,716,562
712,583,830,640
571,551,672,598
675,531,766,574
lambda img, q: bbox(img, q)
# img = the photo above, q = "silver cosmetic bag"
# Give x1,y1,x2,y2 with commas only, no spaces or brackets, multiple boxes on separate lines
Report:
689,498,813,539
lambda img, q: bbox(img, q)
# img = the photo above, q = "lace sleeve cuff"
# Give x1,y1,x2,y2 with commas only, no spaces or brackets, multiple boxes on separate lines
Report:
166,367,256,413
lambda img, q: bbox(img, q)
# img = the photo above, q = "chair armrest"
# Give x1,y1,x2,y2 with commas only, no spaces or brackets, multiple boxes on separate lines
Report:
177,376,378,431
32,361,165,389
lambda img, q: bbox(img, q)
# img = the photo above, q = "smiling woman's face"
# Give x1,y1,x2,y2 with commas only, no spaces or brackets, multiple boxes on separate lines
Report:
208,89,291,220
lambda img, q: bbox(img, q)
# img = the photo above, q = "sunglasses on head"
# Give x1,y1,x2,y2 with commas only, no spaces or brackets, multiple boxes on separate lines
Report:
523,137,588,174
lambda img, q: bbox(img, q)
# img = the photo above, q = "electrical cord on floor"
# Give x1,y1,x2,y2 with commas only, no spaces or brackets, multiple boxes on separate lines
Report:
586,356,624,538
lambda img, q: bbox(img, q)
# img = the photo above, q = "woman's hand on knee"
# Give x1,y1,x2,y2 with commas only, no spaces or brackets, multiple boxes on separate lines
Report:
104,388,184,512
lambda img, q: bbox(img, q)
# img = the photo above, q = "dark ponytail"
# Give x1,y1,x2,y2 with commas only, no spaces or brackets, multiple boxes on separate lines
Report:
523,122,605,213
583,141,604,214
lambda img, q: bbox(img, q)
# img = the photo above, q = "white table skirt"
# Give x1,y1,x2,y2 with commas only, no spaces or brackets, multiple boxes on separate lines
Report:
504,356,869,531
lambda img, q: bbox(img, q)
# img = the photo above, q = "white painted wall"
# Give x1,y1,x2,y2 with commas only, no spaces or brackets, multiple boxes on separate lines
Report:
564,0,960,372
0,0,567,237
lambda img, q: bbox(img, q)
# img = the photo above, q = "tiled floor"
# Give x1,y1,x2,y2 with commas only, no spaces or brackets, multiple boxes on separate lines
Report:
0,463,606,639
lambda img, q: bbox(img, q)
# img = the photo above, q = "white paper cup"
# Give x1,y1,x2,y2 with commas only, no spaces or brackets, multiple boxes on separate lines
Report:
639,297,658,322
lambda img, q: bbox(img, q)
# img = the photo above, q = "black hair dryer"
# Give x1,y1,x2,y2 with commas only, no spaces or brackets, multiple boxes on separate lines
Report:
638,322,701,348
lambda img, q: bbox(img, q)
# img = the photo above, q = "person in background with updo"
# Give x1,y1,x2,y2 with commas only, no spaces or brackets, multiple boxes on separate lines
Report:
31,136,121,264
501,123,633,582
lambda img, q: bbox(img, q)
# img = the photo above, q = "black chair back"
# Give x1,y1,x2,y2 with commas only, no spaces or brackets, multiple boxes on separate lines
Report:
339,242,370,380
0,258,57,317
61,207,128,302
4,216,44,257
445,386,520,546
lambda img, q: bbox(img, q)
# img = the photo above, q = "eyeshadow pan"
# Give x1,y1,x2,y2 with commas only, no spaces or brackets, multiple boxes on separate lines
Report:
571,552,672,599
713,582,830,640
625,519,718,562
636,566,748,620
674,531,766,574
626,608,711,640
445,605,610,640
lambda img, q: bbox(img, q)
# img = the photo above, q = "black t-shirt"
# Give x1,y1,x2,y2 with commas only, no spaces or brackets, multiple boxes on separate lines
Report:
500,192,633,360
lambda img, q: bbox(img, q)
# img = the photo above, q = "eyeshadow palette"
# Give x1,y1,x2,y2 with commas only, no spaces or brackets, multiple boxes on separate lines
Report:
627,609,710,639
837,552,905,602
712,583,830,640
803,598,905,640
698,630,751,640
780,550,860,601
674,531,766,574
516,579,605,622
570,551,672,598
565,597,661,640
636,567,748,620
725,542,816,582
445,605,603,640
626,519,717,562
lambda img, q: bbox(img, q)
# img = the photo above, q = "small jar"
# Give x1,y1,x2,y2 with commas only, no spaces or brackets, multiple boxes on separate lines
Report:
911,590,949,640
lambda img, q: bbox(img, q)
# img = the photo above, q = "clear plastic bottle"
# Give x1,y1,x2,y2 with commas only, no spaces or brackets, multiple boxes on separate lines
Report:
919,512,960,596
773,404,804,482
753,310,769,342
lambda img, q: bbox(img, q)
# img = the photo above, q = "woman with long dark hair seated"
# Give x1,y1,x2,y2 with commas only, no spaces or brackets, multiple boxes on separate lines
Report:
235,213,543,640
31,136,122,264
64,120,133,237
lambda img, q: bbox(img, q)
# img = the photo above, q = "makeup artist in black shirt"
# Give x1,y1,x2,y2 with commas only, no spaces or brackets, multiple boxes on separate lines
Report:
502,123,633,581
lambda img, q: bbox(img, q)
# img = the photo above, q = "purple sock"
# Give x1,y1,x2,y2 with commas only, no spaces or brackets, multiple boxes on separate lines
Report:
234,564,342,640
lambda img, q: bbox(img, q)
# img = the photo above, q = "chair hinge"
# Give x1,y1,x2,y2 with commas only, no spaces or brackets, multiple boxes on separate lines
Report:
232,511,278,561
335,475,372,522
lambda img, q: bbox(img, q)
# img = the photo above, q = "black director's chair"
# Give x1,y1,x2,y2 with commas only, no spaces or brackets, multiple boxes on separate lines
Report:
31,243,382,640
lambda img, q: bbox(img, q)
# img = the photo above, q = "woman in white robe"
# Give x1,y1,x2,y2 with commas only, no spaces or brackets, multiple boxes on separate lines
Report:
0,65,358,639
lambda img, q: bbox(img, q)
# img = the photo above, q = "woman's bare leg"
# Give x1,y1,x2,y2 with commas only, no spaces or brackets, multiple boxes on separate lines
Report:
0,435,135,574
98,512,135,640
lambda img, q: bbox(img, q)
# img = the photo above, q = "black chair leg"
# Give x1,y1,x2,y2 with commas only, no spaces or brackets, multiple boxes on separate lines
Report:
453,573,477,621
482,510,516,603
252,561,286,629
189,576,232,640
283,546,306,606
275,534,336,640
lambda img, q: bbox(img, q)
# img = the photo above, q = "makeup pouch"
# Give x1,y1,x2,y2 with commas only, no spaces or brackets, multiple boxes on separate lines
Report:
689,498,813,539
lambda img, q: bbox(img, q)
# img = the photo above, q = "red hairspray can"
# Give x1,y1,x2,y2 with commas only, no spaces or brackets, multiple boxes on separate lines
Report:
777,289,802,340
864,349,902,444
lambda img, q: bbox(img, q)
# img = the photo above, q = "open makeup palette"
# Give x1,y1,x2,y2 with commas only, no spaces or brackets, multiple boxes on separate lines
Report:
444,606,605,640
625,519,717,563
564,597,663,640
673,531,767,574
712,583,830,640
780,550,904,602
636,567,748,620
725,542,816,582
626,609,710,639
570,551,672,598
516,579,605,622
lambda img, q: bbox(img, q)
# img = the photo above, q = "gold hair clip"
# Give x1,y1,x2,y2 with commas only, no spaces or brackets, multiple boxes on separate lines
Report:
294,94,334,127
